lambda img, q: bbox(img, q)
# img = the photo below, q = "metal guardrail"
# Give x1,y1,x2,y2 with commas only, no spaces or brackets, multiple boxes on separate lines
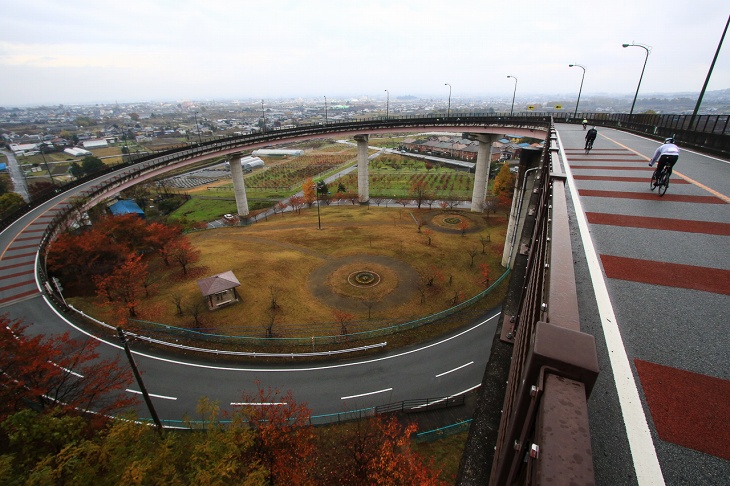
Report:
487,121,600,485
375,395,466,414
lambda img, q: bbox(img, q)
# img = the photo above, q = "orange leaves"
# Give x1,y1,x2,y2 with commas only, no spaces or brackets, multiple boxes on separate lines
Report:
0,316,135,422
94,253,148,318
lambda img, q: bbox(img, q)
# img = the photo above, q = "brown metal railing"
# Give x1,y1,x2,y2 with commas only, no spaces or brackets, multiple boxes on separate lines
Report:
489,122,599,485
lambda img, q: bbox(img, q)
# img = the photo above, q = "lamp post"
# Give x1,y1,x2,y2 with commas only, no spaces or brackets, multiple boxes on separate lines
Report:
689,15,729,130
569,64,586,119
314,182,322,230
507,75,518,116
261,99,266,132
384,89,389,119
193,111,202,143
444,83,452,117
323,95,328,124
39,148,55,186
622,42,651,116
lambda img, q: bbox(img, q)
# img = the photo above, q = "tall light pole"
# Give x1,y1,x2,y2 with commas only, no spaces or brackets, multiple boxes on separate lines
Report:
323,95,328,124
569,64,586,119
622,42,651,116
384,89,389,119
689,15,729,130
507,75,518,116
193,111,202,143
261,99,266,132
444,83,452,117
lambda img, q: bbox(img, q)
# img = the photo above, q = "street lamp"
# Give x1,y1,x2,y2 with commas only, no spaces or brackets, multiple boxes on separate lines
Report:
193,111,202,143
384,89,389,119
261,99,266,132
324,95,328,124
569,64,586,119
444,83,452,117
507,75,518,116
313,182,322,229
622,42,651,116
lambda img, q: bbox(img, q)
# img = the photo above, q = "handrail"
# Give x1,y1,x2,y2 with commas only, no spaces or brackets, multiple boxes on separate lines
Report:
486,120,600,485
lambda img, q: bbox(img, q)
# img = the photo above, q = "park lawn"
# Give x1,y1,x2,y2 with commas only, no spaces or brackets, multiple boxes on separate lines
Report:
70,206,509,342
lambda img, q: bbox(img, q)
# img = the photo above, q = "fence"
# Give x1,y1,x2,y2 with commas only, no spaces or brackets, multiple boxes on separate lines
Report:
487,122,600,485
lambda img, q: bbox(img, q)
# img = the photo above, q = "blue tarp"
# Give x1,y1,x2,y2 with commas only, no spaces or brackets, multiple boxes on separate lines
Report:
109,199,145,218
0,163,7,171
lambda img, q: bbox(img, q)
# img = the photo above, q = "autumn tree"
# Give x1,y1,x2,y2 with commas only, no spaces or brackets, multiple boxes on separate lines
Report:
0,316,135,422
302,177,316,207
312,415,446,485
145,221,183,265
493,162,516,199
94,252,148,318
334,309,355,336
478,262,492,287
289,194,305,214
410,180,430,209
236,385,315,485
168,237,201,275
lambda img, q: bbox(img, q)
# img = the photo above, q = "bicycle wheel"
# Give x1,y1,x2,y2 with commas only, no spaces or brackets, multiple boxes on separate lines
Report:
650,171,658,191
658,171,669,196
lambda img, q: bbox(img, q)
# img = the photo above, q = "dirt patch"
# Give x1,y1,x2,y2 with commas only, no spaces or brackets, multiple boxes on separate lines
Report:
308,255,420,313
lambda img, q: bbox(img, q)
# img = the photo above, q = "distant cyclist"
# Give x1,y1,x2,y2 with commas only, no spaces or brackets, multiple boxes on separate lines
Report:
582,118,588,129
649,137,680,183
585,126,597,150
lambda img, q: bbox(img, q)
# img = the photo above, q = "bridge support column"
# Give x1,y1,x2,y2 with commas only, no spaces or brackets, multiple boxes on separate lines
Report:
466,133,499,212
355,134,369,204
229,154,249,217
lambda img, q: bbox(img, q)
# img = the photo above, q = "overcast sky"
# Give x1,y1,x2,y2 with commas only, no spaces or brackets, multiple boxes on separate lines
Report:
1,0,728,106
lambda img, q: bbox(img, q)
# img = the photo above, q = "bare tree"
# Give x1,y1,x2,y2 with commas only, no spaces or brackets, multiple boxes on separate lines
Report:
187,301,206,329
479,233,491,254
264,307,278,338
269,285,280,310
171,293,184,316
468,247,479,267
363,300,376,319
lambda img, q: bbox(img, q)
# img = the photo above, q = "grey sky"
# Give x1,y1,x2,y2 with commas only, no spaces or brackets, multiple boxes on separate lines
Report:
0,0,728,106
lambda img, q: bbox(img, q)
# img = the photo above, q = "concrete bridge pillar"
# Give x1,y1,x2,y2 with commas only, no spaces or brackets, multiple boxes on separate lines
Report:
229,154,249,217
355,134,369,204
467,133,500,212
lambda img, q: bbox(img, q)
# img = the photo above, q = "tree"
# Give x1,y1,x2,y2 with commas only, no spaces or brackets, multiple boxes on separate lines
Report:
334,310,354,336
168,237,201,275
0,316,135,422
312,415,446,485
467,247,479,267
94,252,148,318
410,180,430,209
478,262,491,287
479,233,491,253
68,162,85,179
289,195,305,214
0,192,26,217
80,156,106,176
145,221,183,266
236,384,315,485
493,162,516,198
302,177,316,207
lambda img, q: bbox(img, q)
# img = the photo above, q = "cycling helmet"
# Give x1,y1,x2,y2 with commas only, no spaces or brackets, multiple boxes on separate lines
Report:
664,137,675,144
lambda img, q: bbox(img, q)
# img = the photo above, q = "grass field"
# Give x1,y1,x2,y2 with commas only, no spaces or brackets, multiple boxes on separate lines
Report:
70,205,509,347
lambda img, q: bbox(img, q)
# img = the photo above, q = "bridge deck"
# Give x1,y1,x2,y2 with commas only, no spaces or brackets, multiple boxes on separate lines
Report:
556,123,730,485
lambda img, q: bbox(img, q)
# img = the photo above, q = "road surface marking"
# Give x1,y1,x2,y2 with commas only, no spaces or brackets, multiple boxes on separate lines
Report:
341,388,393,400
436,361,474,377
231,402,287,406
126,389,177,400
558,131,666,486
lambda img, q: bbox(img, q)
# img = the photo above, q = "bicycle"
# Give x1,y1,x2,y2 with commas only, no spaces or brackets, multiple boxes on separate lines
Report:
584,138,594,154
650,163,671,196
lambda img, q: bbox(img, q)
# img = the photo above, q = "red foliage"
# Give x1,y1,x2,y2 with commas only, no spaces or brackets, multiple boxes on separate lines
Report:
235,384,315,485
0,316,136,422
94,252,148,318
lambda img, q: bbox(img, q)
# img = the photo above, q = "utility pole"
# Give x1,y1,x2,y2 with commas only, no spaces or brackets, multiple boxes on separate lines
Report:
116,327,163,434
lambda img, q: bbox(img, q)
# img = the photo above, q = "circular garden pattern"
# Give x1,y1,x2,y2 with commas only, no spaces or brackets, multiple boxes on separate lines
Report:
348,270,381,288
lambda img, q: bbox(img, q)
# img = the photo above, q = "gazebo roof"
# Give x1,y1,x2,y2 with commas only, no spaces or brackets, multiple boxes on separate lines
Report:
197,271,240,296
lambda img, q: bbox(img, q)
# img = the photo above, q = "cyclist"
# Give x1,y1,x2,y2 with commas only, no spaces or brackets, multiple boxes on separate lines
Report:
585,126,597,150
582,118,588,129
649,137,680,185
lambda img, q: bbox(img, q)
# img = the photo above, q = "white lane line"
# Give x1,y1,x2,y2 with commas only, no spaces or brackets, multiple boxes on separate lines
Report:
231,402,287,406
435,361,474,378
44,296,499,373
125,389,178,401
341,388,393,400
54,363,83,378
557,130,666,486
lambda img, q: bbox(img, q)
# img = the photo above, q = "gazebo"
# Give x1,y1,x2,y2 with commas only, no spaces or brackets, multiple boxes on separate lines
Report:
196,271,241,310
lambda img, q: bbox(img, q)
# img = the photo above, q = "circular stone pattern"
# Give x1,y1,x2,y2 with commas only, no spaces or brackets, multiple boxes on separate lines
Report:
348,270,381,287
443,216,463,225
